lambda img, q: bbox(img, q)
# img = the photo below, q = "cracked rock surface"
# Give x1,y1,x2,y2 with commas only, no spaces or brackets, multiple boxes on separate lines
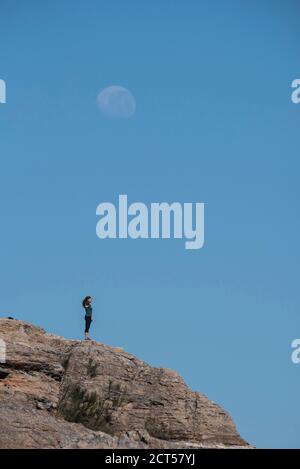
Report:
0,318,251,449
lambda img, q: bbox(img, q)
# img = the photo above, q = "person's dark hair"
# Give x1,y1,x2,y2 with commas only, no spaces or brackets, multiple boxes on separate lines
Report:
82,296,91,308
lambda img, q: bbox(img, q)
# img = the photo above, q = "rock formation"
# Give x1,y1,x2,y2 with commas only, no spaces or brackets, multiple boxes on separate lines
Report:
0,318,250,449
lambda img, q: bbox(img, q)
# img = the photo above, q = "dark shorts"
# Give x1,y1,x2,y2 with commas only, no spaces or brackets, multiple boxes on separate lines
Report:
85,315,92,333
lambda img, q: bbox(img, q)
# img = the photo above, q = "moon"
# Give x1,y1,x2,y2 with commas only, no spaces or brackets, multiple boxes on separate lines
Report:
96,86,136,118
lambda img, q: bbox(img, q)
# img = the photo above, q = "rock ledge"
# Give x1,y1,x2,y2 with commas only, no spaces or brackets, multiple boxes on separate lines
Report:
0,318,251,449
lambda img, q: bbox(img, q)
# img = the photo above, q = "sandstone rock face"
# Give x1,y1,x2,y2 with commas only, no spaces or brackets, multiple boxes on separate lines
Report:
0,318,250,449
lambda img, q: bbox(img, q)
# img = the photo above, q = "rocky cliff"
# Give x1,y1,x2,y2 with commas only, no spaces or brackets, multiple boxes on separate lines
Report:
0,318,250,449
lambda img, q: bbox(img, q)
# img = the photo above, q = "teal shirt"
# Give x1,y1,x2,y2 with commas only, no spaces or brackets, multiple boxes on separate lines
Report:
84,305,93,317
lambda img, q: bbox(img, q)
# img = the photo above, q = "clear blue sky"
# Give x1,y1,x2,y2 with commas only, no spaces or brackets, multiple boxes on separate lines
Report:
1,0,300,448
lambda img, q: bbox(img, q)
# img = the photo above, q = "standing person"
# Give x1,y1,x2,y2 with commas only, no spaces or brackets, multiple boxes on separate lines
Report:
82,296,93,340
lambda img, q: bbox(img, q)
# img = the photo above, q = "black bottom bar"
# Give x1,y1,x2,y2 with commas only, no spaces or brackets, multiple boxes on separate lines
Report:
0,449,299,466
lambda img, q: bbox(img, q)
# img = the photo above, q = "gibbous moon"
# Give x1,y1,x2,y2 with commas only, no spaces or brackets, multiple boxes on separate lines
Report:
96,86,136,118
